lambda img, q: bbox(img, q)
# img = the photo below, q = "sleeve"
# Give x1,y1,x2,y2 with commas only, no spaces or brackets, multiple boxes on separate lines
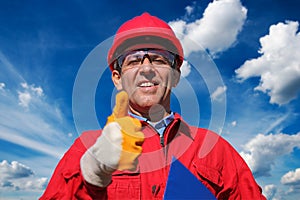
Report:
217,138,267,200
39,132,107,200
228,156,266,200
194,129,266,200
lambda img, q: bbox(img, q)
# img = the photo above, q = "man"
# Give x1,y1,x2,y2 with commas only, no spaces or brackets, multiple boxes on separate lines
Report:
40,12,266,199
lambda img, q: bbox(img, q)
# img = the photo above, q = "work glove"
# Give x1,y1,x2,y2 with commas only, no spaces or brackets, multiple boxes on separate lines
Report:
80,91,144,187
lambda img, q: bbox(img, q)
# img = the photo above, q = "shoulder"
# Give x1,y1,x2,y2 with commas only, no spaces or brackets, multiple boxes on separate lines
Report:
78,129,102,149
187,127,244,165
173,113,237,155
193,127,235,150
60,130,102,161
53,130,102,175
193,127,248,170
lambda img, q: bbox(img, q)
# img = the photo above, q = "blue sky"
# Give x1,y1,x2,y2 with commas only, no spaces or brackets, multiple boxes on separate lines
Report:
0,0,299,199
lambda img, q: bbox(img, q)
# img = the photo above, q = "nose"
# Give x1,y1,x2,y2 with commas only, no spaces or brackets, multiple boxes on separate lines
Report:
139,54,154,71
141,54,152,65
139,55,155,79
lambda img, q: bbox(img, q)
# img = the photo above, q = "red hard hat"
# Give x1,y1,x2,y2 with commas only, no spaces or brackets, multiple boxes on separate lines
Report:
107,12,184,70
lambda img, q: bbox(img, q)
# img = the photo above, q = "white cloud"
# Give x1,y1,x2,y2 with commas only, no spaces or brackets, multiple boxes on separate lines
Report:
0,128,65,158
211,86,227,101
0,37,73,199
263,112,293,136
169,0,247,57
180,60,191,78
231,120,237,127
23,177,48,190
0,104,68,159
0,160,47,191
263,184,277,200
32,86,43,96
222,102,293,152
20,82,43,96
240,132,300,177
0,51,73,160
280,168,300,196
0,82,5,90
281,168,300,185
18,91,32,107
185,5,194,16
0,89,68,158
235,21,300,105
0,160,33,179
18,82,44,108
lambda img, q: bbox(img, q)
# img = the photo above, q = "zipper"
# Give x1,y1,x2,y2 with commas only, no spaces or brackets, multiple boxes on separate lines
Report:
143,121,166,147
142,120,179,190
160,133,165,147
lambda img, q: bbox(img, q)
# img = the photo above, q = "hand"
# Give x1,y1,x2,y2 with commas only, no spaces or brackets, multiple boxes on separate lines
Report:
105,91,144,170
80,91,144,187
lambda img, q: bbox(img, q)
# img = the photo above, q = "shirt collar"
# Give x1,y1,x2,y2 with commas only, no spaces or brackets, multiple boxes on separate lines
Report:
129,112,175,130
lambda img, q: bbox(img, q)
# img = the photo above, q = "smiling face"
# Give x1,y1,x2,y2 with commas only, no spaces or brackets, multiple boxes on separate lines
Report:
112,50,180,119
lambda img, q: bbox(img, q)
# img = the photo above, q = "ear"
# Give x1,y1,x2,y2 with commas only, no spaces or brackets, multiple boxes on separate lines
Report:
112,70,123,90
172,69,181,87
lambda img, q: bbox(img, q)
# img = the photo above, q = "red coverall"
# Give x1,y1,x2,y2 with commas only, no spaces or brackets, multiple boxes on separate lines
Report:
40,113,266,199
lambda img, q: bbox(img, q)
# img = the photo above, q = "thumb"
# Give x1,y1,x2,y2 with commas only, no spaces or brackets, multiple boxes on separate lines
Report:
113,91,129,118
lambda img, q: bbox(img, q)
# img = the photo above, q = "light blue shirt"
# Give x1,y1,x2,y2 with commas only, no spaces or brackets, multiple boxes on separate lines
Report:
129,112,175,141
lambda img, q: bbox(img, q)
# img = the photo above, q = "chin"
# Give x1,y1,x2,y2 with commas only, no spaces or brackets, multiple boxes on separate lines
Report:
138,101,157,108
137,99,161,109
130,93,163,108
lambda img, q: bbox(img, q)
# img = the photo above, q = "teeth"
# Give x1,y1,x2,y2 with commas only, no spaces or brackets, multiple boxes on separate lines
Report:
140,82,154,87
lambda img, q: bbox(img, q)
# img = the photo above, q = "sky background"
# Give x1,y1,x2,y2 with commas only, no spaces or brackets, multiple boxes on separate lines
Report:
0,0,299,199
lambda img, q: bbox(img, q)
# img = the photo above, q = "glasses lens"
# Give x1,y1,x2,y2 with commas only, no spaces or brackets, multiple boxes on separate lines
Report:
117,49,175,69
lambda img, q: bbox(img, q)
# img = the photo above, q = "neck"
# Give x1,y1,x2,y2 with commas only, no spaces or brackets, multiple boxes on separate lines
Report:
129,104,170,122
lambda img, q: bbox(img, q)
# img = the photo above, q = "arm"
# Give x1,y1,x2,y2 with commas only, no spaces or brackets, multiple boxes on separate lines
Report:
80,91,144,188
215,137,266,200
39,131,107,200
193,129,266,200
229,157,266,200
40,91,144,199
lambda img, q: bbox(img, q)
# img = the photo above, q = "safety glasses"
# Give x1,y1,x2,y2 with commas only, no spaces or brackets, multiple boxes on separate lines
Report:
116,49,176,70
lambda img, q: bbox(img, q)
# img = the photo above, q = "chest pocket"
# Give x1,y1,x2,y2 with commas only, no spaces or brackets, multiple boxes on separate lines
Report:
193,159,224,196
108,170,141,199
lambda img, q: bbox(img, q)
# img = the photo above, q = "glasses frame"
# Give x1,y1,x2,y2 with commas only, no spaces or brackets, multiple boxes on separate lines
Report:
114,48,178,72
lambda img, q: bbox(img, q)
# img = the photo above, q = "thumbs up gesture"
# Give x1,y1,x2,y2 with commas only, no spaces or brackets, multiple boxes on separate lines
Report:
105,91,144,170
80,91,144,187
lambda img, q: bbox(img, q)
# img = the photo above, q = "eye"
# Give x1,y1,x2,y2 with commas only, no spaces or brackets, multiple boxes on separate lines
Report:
124,56,142,66
151,55,170,65
127,60,141,66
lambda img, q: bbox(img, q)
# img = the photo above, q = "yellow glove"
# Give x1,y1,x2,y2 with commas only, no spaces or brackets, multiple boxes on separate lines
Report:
106,91,144,170
80,91,144,187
